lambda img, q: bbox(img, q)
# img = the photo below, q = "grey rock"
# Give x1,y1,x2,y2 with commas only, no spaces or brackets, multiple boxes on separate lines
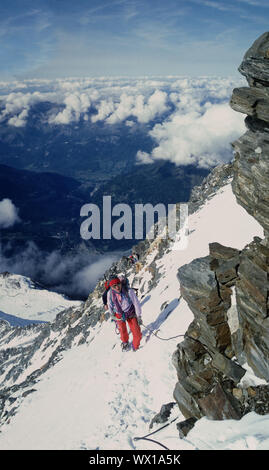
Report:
178,256,231,351
232,129,269,233
238,31,269,89
235,236,269,381
173,381,203,420
209,242,240,261
149,402,176,429
173,251,248,420
231,33,269,234
211,351,246,384
209,243,240,287
230,87,269,121
244,385,269,415
176,417,197,438
197,383,242,420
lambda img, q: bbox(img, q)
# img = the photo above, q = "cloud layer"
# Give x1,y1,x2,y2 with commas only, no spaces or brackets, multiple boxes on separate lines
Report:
0,240,121,299
0,75,245,168
140,102,245,167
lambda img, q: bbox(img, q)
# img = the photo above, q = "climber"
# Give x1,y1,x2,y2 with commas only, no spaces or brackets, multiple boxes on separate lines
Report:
107,276,142,351
128,253,139,266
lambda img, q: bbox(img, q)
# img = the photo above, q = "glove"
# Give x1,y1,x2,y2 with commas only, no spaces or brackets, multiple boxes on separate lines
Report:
137,317,143,326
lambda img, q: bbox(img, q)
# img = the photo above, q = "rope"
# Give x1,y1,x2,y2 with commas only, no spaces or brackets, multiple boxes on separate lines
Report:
133,416,178,450
111,317,213,358
140,322,214,359
109,292,214,357
134,437,169,450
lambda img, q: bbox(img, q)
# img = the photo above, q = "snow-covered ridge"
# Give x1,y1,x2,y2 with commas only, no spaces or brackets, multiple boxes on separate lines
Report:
0,272,82,325
0,181,268,450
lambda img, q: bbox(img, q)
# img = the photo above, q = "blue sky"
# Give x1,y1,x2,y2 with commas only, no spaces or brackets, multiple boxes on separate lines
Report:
0,0,268,79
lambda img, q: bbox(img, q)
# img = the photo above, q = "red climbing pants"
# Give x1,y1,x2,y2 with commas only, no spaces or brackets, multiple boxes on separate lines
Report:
116,315,142,350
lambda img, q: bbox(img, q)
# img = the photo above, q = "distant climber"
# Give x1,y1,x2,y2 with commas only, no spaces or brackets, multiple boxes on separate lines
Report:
128,253,139,266
107,276,142,351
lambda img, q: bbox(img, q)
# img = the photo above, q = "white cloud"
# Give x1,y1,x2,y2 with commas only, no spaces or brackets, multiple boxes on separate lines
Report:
70,254,119,297
132,76,246,168
106,93,134,124
0,239,121,299
0,199,20,228
8,108,29,127
48,90,96,124
143,102,245,168
136,150,154,164
95,89,169,125
0,90,56,126
91,98,115,123
133,89,169,123
0,80,100,126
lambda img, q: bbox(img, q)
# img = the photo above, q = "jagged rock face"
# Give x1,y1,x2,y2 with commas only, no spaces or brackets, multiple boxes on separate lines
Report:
177,255,232,352
238,32,269,90
229,32,269,379
231,129,269,235
174,245,246,422
230,32,269,235
235,238,269,381
173,33,269,428
173,242,269,422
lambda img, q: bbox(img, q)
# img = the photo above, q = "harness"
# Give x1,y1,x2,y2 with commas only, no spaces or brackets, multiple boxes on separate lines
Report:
110,286,136,322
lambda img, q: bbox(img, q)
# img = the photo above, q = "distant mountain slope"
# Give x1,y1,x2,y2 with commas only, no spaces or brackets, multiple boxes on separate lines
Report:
0,103,154,184
0,272,81,324
0,310,46,327
0,161,208,300
0,161,209,254
0,163,94,252
91,160,209,206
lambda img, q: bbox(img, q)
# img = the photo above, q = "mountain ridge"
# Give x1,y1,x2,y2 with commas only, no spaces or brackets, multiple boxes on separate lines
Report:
0,33,268,449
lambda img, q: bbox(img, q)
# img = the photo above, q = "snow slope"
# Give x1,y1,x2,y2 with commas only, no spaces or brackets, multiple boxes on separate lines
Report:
0,183,268,450
0,273,81,324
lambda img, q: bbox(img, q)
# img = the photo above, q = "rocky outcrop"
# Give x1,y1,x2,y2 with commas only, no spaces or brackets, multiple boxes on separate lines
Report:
230,31,269,236
173,241,269,424
237,32,269,89
235,237,269,380
228,32,269,380
173,244,245,422
173,32,269,434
